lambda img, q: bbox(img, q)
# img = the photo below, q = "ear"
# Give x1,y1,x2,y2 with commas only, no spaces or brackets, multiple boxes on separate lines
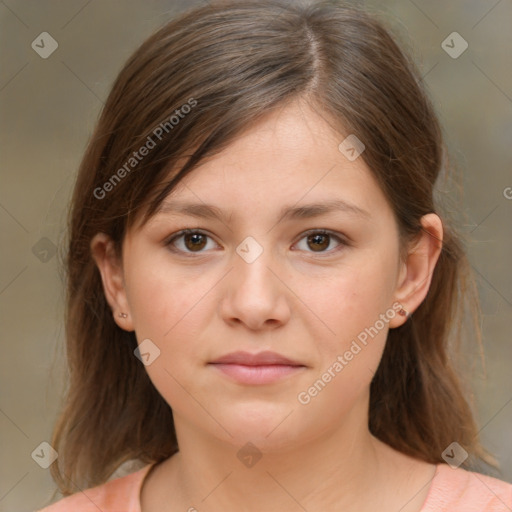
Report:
90,233,135,332
389,213,443,328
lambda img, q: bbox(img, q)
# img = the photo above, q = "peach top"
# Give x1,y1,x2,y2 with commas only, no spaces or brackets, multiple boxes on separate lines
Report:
37,462,512,511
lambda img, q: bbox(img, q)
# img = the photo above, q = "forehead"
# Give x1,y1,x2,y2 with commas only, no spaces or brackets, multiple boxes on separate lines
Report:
137,100,392,230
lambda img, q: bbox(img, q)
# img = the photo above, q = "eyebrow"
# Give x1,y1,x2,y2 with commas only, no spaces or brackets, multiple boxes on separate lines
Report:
155,198,371,222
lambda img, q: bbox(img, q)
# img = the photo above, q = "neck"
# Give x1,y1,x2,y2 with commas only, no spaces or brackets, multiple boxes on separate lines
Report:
159,405,390,511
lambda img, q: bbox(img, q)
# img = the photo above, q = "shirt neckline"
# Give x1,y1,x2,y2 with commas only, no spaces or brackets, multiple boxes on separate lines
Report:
133,462,444,512
135,462,159,512
418,463,442,511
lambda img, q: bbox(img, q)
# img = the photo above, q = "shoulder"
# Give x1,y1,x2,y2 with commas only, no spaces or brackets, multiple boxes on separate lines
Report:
422,463,512,511
35,464,154,512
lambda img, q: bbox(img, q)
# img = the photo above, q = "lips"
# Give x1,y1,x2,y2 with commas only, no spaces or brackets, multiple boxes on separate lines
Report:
208,351,306,385
210,350,303,367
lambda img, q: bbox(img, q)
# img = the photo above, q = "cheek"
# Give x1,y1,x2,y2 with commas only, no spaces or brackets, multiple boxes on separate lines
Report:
302,249,398,340
296,248,398,404
119,263,191,406
124,252,220,378
124,246,209,335
295,276,392,422
123,260,213,419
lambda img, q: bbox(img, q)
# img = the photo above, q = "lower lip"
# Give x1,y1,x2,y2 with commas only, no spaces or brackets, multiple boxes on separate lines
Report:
209,363,305,385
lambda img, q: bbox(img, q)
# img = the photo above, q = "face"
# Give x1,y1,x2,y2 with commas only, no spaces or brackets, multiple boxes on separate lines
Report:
93,100,435,451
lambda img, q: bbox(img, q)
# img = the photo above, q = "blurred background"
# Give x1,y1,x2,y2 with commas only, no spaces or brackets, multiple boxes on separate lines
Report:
0,0,511,510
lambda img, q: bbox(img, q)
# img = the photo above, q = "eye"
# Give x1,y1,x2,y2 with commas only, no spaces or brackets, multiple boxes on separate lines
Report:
293,229,347,255
165,229,218,255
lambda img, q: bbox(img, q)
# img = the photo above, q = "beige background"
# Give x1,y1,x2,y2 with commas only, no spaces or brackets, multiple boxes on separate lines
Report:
0,0,511,510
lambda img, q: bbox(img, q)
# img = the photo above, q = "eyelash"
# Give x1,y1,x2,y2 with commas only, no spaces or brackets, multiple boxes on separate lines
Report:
164,228,349,257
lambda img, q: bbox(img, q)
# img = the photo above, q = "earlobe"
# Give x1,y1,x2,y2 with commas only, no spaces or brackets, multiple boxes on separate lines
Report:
90,233,135,332
389,213,443,328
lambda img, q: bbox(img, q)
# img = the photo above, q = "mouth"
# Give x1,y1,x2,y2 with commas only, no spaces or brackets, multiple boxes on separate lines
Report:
208,351,307,385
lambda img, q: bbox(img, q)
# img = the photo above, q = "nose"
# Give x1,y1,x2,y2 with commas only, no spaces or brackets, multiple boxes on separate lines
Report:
219,247,291,331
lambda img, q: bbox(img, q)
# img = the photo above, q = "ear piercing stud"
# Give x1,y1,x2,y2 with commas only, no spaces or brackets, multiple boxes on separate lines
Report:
118,312,128,318
398,308,410,318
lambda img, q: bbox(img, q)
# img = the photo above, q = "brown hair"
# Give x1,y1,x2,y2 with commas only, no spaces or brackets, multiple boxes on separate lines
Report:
49,0,495,497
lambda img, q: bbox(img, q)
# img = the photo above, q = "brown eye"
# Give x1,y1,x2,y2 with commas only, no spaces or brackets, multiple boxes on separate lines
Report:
307,233,330,252
183,232,207,251
166,229,216,255
294,229,346,255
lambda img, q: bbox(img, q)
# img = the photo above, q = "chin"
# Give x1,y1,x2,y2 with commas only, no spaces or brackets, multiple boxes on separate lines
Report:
209,402,308,449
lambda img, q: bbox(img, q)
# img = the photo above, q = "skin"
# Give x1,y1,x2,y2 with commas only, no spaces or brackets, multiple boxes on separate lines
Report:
91,99,443,512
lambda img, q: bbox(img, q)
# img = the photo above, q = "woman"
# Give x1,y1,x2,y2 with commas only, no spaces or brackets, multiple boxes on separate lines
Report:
38,1,512,510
